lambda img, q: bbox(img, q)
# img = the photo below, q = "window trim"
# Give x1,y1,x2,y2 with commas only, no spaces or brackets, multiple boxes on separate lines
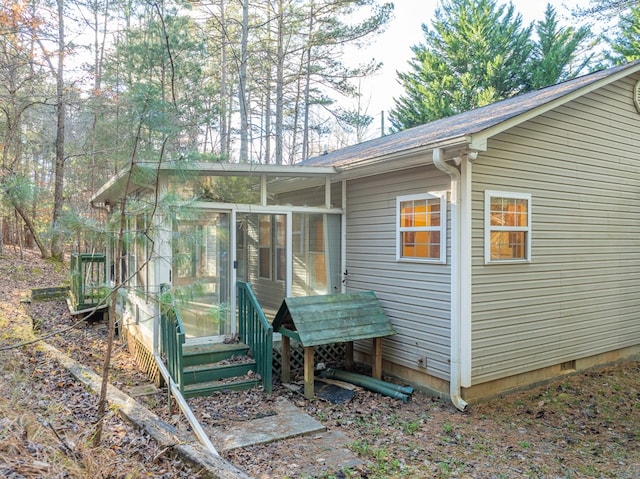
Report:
484,190,532,264
396,192,447,264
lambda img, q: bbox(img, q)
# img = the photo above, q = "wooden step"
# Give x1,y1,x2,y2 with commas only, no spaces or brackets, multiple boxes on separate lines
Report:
182,342,250,367
182,360,257,385
182,377,261,398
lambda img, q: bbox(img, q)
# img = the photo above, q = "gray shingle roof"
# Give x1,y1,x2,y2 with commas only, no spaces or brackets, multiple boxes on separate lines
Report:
303,61,640,168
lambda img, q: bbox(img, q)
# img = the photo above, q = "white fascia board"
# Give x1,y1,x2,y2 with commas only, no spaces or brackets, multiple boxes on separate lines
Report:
91,165,132,205
158,161,338,177
468,62,640,148
335,138,471,181
91,162,339,205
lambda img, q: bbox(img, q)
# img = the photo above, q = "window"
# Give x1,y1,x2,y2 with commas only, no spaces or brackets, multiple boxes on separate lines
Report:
259,214,286,281
397,193,446,263
135,214,149,296
275,215,286,281
484,191,531,263
258,215,271,278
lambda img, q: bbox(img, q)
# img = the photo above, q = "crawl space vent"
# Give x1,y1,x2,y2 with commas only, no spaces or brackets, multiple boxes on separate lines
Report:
635,80,640,113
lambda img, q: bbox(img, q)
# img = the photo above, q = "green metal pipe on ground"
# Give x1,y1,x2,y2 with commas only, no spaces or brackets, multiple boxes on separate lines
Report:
321,369,412,402
323,368,414,395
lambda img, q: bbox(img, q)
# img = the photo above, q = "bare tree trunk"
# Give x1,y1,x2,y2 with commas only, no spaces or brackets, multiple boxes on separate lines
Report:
92,198,125,446
15,210,23,259
12,201,48,258
264,82,272,164
219,0,228,157
301,2,314,161
93,120,144,445
239,0,249,162
89,0,109,201
50,0,66,261
275,0,284,165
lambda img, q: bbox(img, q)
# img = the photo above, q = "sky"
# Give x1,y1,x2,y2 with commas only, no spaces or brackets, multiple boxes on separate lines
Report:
353,0,591,136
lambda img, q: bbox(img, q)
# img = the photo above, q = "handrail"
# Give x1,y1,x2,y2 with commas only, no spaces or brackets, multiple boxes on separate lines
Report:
156,286,217,456
236,281,273,393
159,304,185,392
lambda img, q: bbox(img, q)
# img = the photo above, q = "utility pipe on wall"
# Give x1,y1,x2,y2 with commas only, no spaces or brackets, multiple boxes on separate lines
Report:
433,148,468,412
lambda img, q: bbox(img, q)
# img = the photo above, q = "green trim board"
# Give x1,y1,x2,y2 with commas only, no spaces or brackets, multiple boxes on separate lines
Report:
272,291,396,347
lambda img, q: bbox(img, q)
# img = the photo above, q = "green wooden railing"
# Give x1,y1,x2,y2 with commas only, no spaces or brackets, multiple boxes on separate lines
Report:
237,281,273,393
69,253,108,312
159,303,186,393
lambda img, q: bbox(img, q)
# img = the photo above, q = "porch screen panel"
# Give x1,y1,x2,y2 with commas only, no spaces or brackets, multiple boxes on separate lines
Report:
241,213,286,312
172,212,231,338
291,213,341,296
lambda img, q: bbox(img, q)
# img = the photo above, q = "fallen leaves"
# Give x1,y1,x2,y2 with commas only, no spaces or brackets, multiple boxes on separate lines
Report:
3,248,640,478
0,249,198,479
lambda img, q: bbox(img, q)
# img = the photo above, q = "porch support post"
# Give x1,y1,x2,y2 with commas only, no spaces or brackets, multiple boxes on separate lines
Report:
281,335,291,383
304,346,315,399
345,341,354,371
372,337,382,380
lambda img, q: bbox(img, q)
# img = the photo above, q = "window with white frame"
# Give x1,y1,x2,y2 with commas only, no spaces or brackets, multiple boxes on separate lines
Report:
258,214,271,278
484,191,531,263
396,193,446,263
258,214,286,281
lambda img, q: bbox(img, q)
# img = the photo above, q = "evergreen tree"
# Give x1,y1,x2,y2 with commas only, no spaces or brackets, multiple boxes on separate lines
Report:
575,0,638,19
528,4,593,90
388,1,594,131
388,0,532,131
607,4,640,63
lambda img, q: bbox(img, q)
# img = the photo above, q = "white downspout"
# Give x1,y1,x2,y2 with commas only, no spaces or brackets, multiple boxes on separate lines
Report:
433,148,468,412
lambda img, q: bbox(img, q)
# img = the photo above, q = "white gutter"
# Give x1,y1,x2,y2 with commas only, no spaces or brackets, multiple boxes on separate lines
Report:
433,147,468,412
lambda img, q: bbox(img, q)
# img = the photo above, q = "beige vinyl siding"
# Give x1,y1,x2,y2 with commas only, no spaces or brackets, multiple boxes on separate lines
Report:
345,164,453,379
271,179,342,208
471,74,640,384
242,215,285,312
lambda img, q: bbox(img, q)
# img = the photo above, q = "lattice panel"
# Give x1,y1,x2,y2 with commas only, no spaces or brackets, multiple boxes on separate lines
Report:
123,328,162,387
272,341,346,378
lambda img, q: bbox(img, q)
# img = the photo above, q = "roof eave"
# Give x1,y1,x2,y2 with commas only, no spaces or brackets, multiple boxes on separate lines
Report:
157,161,338,176
334,136,479,180
91,162,340,205
470,62,640,146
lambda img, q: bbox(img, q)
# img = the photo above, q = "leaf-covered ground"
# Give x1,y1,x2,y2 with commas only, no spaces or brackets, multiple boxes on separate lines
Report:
0,248,198,478
2,247,640,478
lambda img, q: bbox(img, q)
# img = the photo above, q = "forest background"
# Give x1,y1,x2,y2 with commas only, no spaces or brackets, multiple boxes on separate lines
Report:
0,0,638,261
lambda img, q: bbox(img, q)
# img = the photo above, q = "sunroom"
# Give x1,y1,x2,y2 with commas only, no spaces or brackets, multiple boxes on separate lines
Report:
90,161,343,394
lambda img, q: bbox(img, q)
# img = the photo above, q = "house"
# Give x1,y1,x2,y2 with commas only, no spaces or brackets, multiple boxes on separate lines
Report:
91,60,640,410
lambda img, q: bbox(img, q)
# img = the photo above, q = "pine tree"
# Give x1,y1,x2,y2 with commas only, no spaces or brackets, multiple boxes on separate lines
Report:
607,4,640,63
388,0,532,130
389,1,595,131
528,4,593,89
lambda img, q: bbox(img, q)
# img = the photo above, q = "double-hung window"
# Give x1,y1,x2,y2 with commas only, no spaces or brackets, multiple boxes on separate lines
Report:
397,193,446,263
484,191,531,263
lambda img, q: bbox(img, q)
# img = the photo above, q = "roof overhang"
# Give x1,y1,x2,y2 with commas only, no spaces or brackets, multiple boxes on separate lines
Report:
331,136,481,181
468,61,640,148
91,161,339,206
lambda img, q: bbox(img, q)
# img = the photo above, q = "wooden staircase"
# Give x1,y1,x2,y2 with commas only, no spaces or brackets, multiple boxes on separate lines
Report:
160,282,273,400
181,341,261,398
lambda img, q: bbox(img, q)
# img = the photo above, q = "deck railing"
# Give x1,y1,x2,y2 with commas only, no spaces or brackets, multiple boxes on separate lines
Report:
237,281,273,393
69,253,108,313
159,304,186,393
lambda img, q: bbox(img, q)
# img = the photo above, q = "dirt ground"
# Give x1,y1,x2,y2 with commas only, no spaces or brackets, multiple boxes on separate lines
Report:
1,248,640,478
